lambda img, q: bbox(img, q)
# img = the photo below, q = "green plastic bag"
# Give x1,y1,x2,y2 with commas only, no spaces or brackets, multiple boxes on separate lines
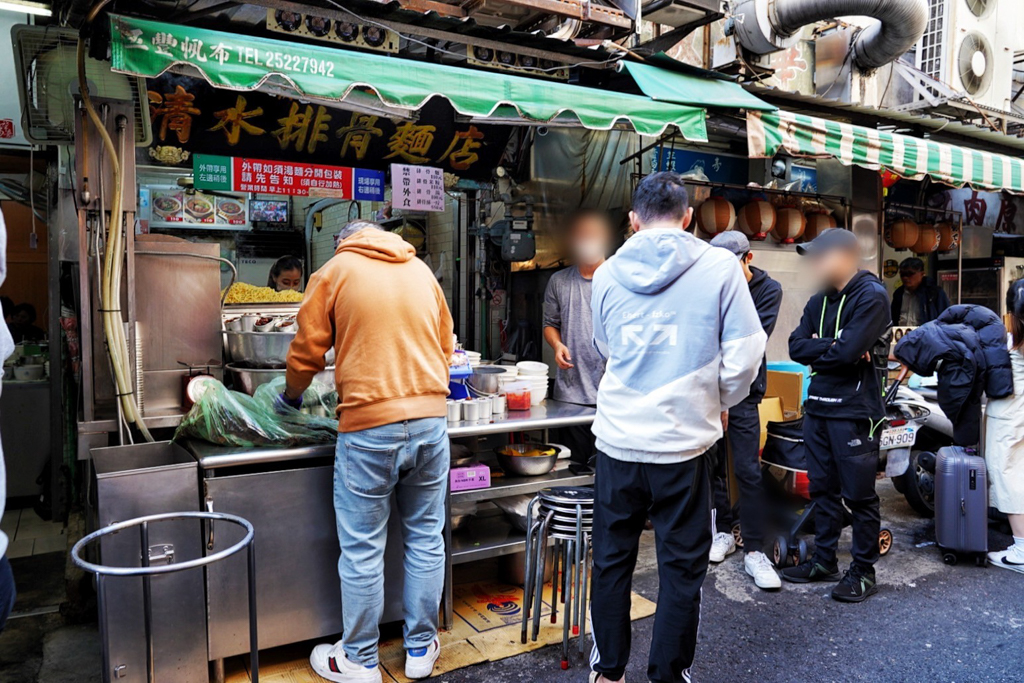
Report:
174,377,338,448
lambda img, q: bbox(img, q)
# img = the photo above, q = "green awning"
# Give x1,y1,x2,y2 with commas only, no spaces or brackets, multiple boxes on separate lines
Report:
108,15,708,140
621,61,776,112
748,110,1024,193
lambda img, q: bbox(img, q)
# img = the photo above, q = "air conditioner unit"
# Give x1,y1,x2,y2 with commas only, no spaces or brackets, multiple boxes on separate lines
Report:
12,25,152,146
464,44,569,81
266,9,399,52
916,0,1016,111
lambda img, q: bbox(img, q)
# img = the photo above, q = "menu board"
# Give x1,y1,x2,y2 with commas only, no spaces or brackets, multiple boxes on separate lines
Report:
391,164,445,212
143,185,249,230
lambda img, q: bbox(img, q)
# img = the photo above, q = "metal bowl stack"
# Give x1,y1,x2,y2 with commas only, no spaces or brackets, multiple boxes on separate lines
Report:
224,331,296,369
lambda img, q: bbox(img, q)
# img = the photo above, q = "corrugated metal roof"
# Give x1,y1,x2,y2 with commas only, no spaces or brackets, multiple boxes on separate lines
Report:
744,85,1024,157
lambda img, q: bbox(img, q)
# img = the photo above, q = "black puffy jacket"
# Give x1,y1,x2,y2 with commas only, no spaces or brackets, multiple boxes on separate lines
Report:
936,304,1014,399
894,322,987,446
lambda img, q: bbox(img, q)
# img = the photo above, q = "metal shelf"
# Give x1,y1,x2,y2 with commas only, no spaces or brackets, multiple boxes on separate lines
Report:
452,463,593,504
451,516,527,565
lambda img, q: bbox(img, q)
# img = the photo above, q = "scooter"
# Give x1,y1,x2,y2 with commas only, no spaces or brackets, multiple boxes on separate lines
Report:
881,373,955,518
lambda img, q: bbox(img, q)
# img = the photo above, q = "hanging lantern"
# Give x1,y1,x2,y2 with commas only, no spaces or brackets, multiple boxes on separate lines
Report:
912,224,941,254
803,213,837,242
936,221,960,251
885,219,920,250
696,197,736,235
773,208,806,244
737,200,775,241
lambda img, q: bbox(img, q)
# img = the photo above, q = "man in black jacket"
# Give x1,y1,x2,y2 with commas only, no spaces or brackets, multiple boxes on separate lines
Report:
708,232,784,590
784,229,891,602
891,257,950,326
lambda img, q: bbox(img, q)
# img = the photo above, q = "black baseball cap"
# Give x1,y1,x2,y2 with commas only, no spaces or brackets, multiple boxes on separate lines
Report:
796,228,858,256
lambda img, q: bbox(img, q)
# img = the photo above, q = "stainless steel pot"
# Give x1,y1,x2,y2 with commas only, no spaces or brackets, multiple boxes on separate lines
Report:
466,365,506,396
224,331,296,368
226,364,335,396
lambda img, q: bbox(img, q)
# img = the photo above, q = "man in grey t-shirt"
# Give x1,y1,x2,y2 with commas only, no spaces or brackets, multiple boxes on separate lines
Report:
543,210,611,465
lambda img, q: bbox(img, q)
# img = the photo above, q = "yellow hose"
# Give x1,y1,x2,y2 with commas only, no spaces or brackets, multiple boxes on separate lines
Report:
78,31,152,441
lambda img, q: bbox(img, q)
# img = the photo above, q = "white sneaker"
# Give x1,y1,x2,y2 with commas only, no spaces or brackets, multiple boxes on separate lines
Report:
405,638,441,679
589,672,625,683
709,531,737,563
744,551,782,590
988,545,1024,574
309,643,383,683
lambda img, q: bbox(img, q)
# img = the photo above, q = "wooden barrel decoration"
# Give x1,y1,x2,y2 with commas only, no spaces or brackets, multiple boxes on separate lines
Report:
696,197,736,235
885,219,920,250
913,224,941,254
773,208,806,244
936,221,960,251
803,213,837,242
737,200,775,241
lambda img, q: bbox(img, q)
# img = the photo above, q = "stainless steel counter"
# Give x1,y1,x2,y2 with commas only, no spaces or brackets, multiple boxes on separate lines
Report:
185,400,597,469
180,399,596,679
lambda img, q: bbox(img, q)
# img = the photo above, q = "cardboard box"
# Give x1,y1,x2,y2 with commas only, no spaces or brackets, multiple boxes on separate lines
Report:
765,370,804,418
450,463,491,492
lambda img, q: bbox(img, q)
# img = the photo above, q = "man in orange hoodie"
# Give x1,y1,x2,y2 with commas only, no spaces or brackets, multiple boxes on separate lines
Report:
283,221,454,683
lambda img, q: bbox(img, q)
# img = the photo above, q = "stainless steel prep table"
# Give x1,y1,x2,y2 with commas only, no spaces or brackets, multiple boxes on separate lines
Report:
183,399,595,678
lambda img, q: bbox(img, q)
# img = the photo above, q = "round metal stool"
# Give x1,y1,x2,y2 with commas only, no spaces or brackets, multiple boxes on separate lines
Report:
72,511,259,683
521,486,594,669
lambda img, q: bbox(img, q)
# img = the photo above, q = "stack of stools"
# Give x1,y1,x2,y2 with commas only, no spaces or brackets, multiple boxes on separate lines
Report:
520,486,594,669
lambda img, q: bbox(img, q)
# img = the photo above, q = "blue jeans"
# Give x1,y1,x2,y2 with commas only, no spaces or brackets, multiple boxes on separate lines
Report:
333,417,449,667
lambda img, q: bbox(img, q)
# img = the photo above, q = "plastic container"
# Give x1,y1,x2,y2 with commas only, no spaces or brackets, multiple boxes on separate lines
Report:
446,400,462,422
504,381,532,411
477,397,494,417
463,399,481,421
492,394,507,415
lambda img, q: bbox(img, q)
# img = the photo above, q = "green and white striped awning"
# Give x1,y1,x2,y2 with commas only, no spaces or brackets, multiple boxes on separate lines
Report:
108,15,708,140
747,110,1024,194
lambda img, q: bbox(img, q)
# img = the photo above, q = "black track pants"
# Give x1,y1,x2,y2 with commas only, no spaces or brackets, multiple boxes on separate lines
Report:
590,451,712,683
803,413,882,570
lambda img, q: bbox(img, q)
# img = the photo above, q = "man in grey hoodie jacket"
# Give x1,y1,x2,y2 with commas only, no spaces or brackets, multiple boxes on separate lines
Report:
588,173,766,683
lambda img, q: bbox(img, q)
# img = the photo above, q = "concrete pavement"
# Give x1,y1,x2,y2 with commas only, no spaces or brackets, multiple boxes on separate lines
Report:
441,480,1023,683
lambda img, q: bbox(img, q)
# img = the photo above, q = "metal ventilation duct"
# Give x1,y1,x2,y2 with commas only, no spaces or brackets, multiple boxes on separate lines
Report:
731,0,928,70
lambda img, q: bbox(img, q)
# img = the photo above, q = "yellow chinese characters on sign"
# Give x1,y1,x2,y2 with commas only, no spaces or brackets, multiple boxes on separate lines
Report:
384,122,436,164
437,126,484,171
209,95,266,145
336,112,384,161
273,103,332,154
149,85,201,144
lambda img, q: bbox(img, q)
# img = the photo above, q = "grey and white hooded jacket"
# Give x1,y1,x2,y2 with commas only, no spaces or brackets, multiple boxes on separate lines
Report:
591,228,766,464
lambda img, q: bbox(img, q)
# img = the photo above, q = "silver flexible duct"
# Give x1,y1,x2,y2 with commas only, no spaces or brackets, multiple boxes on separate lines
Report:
732,0,928,70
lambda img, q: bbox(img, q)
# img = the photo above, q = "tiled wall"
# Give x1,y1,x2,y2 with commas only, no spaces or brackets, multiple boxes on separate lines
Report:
303,192,470,343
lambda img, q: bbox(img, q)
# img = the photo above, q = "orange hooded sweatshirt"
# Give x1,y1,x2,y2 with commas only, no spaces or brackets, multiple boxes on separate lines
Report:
286,228,454,432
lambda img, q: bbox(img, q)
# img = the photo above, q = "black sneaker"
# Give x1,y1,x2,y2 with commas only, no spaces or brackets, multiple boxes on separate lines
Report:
780,560,841,584
831,566,878,603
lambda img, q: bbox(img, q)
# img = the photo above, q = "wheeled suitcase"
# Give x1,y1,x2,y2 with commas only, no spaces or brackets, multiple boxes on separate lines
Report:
934,446,988,566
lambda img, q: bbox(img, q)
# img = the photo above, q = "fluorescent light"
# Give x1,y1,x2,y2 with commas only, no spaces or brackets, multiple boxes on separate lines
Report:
0,0,51,16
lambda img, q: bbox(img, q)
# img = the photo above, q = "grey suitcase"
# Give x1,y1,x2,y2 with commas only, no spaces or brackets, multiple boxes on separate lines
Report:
934,446,988,565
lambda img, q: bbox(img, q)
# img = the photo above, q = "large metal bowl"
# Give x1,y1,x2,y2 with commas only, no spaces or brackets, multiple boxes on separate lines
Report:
226,363,335,396
496,444,558,477
467,365,506,396
224,331,296,368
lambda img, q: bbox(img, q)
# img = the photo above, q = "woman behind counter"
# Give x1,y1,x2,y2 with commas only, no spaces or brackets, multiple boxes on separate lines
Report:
268,255,304,292
986,277,1024,573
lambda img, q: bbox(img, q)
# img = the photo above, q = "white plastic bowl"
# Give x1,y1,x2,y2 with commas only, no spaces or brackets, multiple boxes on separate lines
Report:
529,384,548,405
516,361,549,376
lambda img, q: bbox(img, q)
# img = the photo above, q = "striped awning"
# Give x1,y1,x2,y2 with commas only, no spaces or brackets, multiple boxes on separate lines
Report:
747,110,1024,194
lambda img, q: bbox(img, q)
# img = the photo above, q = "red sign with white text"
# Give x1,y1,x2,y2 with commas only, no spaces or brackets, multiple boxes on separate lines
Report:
232,157,353,197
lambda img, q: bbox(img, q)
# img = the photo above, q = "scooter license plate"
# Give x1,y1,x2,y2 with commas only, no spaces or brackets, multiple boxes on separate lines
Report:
880,425,918,450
